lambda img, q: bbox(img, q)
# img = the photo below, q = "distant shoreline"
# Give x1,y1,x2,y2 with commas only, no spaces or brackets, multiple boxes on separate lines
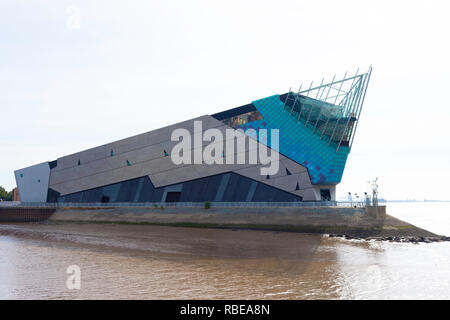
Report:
337,200,450,203
385,200,450,203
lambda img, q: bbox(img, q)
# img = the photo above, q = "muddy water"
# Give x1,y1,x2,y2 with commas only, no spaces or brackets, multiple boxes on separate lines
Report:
1,202,450,299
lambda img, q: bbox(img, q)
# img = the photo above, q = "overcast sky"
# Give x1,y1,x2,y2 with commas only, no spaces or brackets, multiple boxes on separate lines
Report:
1,0,449,200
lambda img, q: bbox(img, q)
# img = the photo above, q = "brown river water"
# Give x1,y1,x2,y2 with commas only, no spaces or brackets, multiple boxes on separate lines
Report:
0,202,450,299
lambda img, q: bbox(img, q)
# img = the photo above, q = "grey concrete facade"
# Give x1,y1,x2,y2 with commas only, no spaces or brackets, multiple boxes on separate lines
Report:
14,162,51,202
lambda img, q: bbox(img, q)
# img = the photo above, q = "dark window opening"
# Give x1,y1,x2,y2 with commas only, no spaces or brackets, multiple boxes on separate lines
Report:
166,192,181,203
57,173,303,204
295,183,300,191
320,189,331,201
286,168,291,175
211,103,257,121
49,160,58,169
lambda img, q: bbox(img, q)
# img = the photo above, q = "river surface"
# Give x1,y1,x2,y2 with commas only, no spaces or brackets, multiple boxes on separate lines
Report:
0,202,449,299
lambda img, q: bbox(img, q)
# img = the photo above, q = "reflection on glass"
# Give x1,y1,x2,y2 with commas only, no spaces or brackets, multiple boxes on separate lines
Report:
221,110,263,129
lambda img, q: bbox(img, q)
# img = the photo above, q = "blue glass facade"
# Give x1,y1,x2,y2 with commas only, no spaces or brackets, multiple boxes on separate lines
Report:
252,95,350,184
216,95,351,184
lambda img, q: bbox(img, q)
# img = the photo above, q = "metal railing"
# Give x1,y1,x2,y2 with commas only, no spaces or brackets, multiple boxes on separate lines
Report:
336,201,366,208
0,200,368,208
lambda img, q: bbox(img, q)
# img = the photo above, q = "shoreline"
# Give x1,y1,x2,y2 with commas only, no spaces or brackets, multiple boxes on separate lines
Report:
1,220,448,248
0,222,326,261
1,205,448,243
46,218,442,239
44,205,450,242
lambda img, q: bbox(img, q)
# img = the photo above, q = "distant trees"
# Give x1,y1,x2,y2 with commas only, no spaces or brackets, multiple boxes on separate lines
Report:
0,186,13,201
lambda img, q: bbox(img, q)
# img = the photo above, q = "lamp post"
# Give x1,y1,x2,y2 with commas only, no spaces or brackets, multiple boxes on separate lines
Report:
364,192,371,207
354,193,360,207
368,178,379,206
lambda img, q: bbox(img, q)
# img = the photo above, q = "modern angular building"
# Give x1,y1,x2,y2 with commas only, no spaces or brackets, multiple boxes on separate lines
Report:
14,68,371,203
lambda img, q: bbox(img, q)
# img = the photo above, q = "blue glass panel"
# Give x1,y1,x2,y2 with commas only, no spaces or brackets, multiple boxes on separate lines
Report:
246,95,351,184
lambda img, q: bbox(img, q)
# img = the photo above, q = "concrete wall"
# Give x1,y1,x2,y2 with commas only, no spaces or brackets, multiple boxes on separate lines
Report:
365,206,387,220
14,162,50,202
49,206,368,230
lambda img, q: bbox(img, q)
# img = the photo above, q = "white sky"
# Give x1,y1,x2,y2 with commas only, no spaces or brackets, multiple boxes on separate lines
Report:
1,0,449,200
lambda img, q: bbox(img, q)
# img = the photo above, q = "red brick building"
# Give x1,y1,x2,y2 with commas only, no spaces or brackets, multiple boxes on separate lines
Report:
13,187,20,201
